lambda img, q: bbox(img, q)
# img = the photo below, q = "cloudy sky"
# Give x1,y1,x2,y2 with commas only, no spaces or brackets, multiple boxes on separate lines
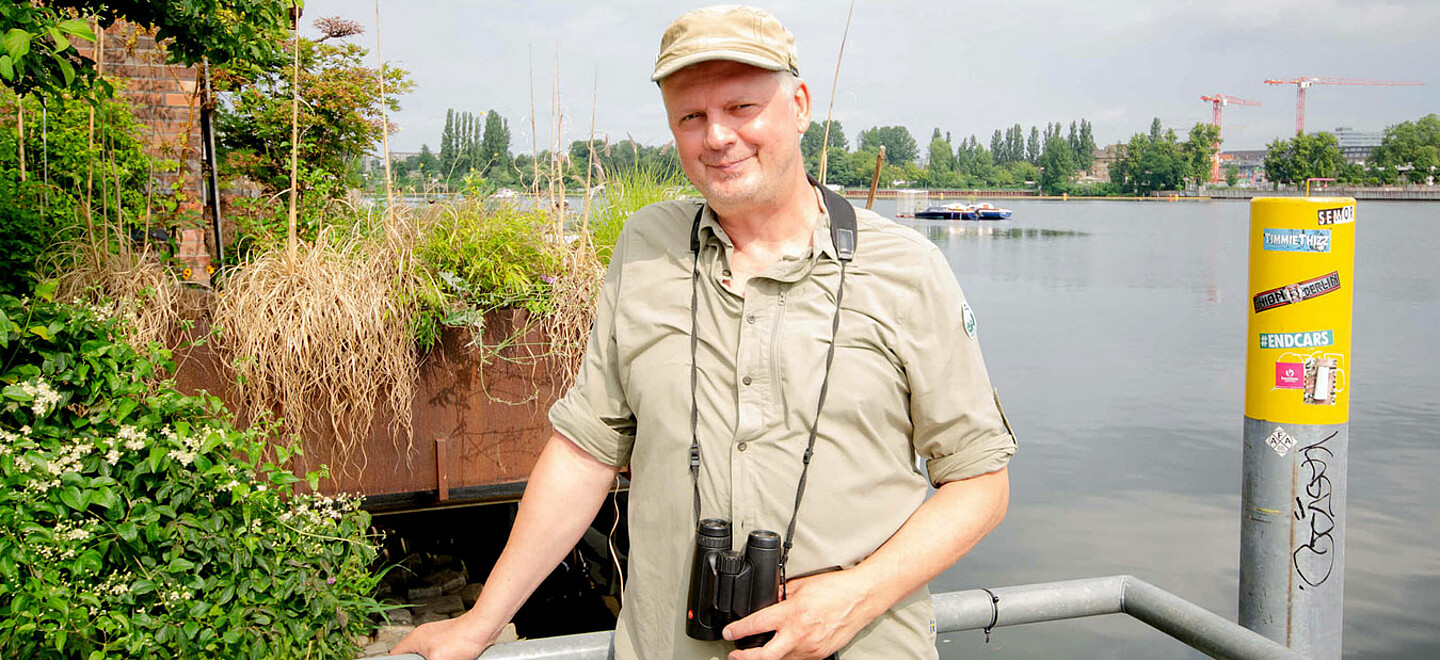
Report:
301,0,1438,156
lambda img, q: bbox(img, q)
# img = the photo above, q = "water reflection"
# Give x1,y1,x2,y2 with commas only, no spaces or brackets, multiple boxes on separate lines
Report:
918,223,1088,242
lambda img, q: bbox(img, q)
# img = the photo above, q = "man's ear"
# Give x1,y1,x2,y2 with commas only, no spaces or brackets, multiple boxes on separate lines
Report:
793,79,812,132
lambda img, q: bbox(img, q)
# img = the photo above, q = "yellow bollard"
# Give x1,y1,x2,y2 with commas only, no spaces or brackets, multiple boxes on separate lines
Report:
1244,197,1355,423
1239,196,1356,660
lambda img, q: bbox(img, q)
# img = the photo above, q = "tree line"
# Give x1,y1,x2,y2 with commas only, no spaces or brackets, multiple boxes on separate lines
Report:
1263,114,1439,187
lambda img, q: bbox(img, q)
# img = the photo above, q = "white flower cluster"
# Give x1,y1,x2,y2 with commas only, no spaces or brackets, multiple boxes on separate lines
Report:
117,425,147,451
70,297,117,322
158,586,192,608
19,378,62,418
98,570,135,598
35,520,93,561
0,425,25,459
164,427,206,467
30,440,94,492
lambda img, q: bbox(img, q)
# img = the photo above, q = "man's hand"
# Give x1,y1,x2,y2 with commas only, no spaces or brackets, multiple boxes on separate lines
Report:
391,611,496,660
720,569,879,660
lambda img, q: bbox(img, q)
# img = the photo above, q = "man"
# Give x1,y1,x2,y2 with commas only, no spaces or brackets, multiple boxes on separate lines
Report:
394,6,1014,660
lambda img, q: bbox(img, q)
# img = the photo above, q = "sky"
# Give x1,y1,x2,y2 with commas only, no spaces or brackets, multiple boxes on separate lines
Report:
301,0,1439,157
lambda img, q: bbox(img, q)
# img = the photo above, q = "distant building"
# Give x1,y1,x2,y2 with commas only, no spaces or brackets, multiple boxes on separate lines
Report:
1086,144,1122,182
1221,150,1267,186
1330,127,1384,164
364,151,421,172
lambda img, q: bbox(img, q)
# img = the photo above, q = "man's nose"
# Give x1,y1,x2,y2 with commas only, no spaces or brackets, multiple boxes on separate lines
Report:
704,119,737,151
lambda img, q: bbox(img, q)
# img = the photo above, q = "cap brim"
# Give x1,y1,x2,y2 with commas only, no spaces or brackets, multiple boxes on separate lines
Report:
651,50,787,82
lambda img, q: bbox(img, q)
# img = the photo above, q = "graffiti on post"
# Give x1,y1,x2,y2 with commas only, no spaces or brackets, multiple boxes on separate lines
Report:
1292,432,1339,589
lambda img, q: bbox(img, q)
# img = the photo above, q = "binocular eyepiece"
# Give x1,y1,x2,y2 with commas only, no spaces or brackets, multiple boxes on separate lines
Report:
685,518,781,649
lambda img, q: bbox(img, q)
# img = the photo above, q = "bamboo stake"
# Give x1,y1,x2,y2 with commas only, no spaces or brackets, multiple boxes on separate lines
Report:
551,50,563,235
581,71,598,248
16,96,24,182
818,0,857,186
86,20,103,235
374,0,395,217
529,47,540,194
287,4,301,261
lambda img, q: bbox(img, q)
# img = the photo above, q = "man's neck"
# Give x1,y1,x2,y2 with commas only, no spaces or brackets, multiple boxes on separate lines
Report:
710,174,820,253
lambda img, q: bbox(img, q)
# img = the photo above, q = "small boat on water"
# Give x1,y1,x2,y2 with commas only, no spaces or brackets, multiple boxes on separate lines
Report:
914,203,973,220
913,202,1013,221
973,202,1013,220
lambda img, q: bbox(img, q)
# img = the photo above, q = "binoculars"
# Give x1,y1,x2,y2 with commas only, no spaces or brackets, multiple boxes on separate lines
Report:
684,518,781,648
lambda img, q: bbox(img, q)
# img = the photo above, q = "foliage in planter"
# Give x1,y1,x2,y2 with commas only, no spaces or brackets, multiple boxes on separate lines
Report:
0,288,383,659
417,203,564,333
0,90,152,297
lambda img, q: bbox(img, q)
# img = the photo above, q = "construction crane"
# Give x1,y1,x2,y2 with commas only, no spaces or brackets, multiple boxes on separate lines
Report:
1200,94,1260,183
1263,77,1424,135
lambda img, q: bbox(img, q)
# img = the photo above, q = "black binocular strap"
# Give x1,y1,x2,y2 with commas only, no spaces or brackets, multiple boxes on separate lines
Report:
687,182,857,591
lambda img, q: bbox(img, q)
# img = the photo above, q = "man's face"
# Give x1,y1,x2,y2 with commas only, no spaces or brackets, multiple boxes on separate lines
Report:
660,60,810,211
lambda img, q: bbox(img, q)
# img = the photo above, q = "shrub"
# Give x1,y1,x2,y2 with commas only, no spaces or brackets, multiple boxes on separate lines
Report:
0,285,382,659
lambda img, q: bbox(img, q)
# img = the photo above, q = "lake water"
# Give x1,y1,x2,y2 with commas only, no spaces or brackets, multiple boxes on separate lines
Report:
875,198,1440,660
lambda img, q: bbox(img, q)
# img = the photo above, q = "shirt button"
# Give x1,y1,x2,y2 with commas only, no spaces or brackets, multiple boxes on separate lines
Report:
742,376,752,386
737,442,748,451
746,314,756,324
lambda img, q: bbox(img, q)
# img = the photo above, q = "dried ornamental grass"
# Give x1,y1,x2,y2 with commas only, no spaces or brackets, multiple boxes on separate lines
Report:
48,238,190,353
212,224,420,473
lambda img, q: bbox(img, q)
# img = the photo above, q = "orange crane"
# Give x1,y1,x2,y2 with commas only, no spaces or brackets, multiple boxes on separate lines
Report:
1200,94,1260,183
1264,77,1424,135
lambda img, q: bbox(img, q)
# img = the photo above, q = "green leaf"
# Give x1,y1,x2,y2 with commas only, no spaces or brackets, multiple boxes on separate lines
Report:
0,54,12,81
59,486,85,511
56,19,95,42
34,280,58,303
27,326,53,341
54,54,73,86
2,29,29,60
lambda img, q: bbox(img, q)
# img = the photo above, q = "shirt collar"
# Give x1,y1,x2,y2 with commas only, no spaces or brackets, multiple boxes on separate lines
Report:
694,184,840,261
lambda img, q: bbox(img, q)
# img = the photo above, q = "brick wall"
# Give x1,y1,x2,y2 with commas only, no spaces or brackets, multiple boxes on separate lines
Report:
76,21,204,206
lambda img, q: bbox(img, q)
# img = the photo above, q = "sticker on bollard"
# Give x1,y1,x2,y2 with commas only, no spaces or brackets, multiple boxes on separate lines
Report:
1262,228,1331,253
1258,330,1334,349
1252,271,1341,313
1315,205,1355,225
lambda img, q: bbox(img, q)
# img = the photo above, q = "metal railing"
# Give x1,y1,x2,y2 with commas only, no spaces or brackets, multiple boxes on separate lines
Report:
368,575,1308,660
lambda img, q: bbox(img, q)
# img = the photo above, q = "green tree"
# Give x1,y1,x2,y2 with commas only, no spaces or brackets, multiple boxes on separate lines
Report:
1038,135,1075,194
217,27,413,201
1077,119,1097,172
1111,119,1187,194
924,128,957,187
480,110,511,180
1224,163,1240,186
1026,126,1041,164
1368,114,1440,184
858,125,918,166
1182,122,1221,187
801,119,847,179
1262,132,1346,186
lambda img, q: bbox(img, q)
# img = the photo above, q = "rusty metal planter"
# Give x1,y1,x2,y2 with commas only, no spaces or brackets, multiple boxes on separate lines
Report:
172,309,563,512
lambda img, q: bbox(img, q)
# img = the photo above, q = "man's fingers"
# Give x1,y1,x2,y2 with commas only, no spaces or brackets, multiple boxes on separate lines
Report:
727,626,796,660
723,603,786,641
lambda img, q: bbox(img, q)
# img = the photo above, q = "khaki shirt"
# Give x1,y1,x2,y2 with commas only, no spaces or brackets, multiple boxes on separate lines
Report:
549,195,1016,660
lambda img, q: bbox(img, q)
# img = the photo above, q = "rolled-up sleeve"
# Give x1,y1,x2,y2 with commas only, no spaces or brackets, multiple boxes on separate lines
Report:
900,247,1016,486
548,231,637,467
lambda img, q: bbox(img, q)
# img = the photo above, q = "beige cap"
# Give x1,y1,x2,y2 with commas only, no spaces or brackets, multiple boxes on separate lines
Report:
651,5,799,82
